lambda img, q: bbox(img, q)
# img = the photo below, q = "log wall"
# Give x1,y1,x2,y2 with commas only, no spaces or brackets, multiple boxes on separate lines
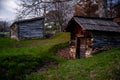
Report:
92,31,120,48
18,20,44,39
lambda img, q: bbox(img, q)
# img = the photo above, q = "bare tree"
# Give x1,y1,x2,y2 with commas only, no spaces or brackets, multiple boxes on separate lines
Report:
50,0,73,31
16,0,45,20
16,0,74,32
16,0,70,18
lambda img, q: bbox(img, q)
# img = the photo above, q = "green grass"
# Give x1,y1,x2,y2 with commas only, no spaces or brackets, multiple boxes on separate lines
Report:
25,48,120,80
0,32,70,80
0,32,70,56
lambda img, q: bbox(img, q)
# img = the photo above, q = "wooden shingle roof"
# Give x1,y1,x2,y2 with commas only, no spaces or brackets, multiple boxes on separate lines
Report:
67,16,120,32
10,17,44,28
15,17,44,23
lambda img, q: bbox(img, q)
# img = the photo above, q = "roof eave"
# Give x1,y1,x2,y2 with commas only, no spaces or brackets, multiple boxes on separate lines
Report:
73,17,87,30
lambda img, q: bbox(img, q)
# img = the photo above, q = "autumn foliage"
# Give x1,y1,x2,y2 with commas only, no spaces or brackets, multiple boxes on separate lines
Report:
74,0,99,17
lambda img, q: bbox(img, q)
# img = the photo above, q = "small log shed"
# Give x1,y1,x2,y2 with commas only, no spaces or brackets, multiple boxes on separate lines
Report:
10,17,44,40
66,16,120,58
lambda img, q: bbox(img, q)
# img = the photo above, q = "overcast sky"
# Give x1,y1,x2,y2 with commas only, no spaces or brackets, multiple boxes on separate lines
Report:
0,0,19,22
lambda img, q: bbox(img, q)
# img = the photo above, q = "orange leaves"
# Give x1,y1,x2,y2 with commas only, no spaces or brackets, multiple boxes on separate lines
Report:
74,0,99,17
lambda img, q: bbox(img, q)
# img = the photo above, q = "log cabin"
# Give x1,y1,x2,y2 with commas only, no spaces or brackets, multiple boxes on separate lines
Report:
66,16,120,58
10,17,44,40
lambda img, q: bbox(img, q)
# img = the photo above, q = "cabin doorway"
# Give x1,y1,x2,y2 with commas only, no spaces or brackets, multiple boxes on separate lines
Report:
76,37,86,58
76,37,80,58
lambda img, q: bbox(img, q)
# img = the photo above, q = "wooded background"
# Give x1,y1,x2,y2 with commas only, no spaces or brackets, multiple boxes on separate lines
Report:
0,0,120,35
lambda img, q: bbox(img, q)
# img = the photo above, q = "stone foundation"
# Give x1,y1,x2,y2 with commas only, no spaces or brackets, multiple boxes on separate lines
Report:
69,46,76,59
85,48,92,57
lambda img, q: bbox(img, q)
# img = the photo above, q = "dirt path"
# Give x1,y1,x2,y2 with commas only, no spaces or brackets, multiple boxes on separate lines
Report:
12,41,49,48
57,47,71,59
36,61,58,72
27,41,49,47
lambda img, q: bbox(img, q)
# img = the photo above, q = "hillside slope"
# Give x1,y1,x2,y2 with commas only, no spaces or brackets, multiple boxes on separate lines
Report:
0,32,70,80
0,32,120,80
0,32,70,56
26,48,120,80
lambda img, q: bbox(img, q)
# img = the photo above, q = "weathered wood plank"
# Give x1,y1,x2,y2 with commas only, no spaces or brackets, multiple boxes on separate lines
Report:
18,20,44,39
92,31,120,47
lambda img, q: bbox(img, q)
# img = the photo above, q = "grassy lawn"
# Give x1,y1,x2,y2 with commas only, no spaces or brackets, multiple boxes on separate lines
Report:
0,32,70,56
0,32,120,80
25,47,120,80
0,32,70,80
